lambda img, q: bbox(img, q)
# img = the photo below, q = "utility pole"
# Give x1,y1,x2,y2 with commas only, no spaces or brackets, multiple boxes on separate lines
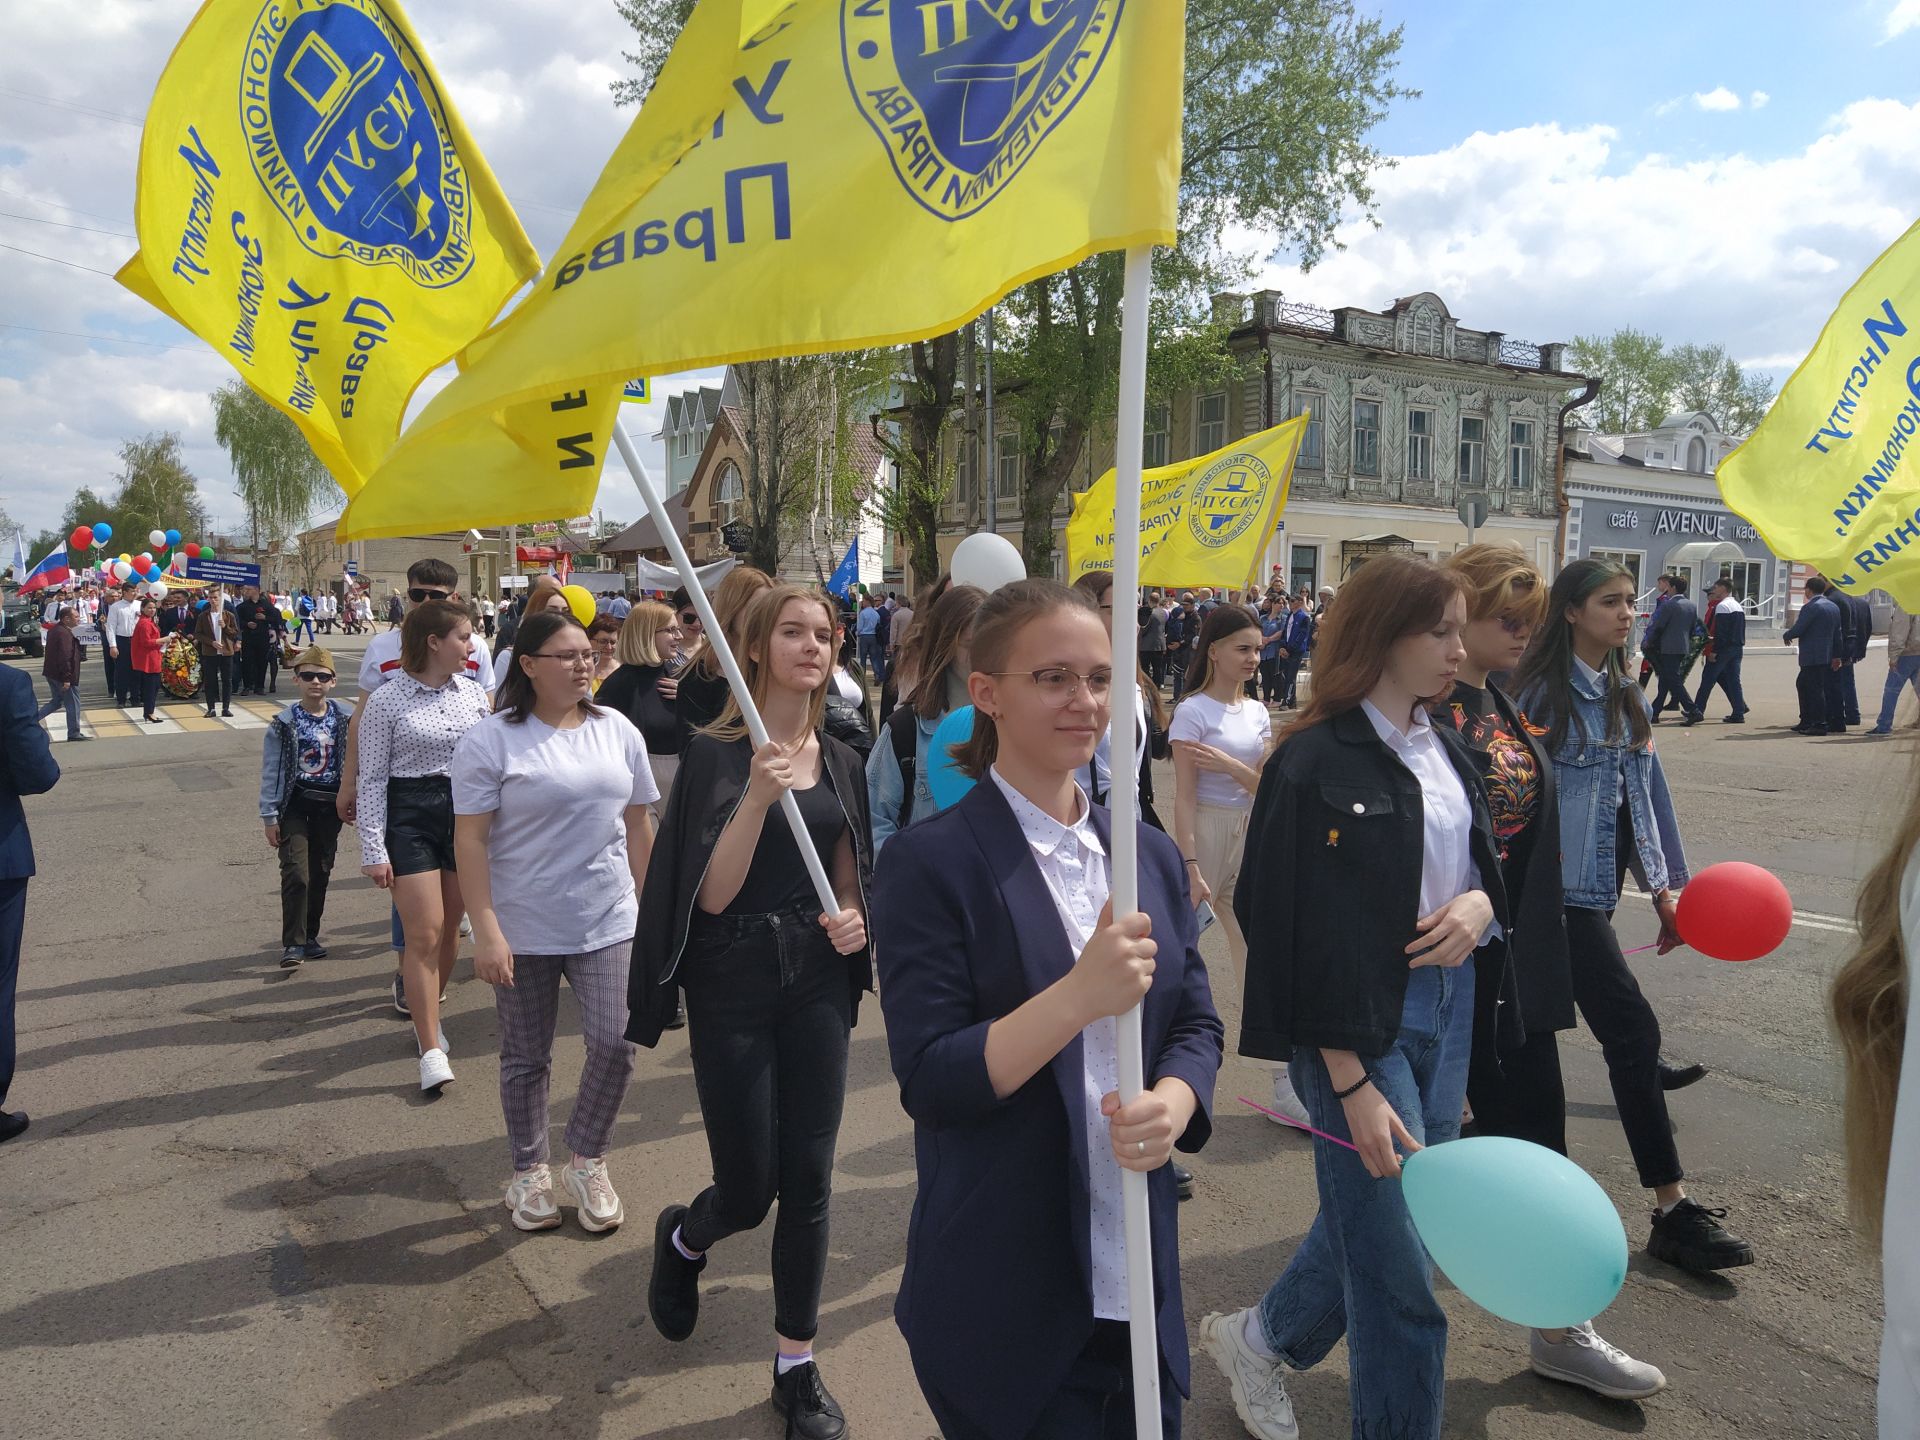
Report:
983,306,996,535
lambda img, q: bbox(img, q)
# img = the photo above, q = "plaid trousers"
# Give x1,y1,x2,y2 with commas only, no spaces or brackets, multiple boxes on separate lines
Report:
493,942,636,1172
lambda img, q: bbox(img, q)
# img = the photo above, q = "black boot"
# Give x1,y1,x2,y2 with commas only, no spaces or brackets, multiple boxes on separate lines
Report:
772,1360,848,1440
648,1205,704,1342
1659,1058,1708,1091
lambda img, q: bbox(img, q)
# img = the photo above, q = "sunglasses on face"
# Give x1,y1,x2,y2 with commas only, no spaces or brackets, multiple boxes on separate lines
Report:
408,587,452,603
678,611,700,626
296,670,334,683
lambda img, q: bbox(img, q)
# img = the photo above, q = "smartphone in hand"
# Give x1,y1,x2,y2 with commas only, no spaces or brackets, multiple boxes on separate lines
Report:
1195,899,1218,936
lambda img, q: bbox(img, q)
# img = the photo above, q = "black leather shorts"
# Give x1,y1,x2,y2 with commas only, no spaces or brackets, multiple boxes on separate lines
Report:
384,775,455,877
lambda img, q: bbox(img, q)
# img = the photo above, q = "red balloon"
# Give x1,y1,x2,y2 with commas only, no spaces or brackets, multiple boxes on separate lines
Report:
1675,862,1793,962
69,526,92,552
131,554,152,574
182,542,201,558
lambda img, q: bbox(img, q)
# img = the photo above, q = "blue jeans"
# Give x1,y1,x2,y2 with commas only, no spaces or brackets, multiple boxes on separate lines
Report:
1876,655,1920,730
37,678,80,739
1256,962,1476,1440
1690,651,1746,718
857,632,887,688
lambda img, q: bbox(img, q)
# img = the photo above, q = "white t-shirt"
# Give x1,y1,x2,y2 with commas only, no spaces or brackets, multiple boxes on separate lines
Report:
359,624,496,695
1170,690,1270,809
452,709,659,954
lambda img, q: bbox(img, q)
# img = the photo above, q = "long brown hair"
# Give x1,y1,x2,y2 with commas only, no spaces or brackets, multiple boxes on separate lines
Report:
1511,558,1651,754
1280,555,1469,744
908,584,986,720
953,579,1100,779
702,584,837,742
693,565,775,680
1834,761,1917,1244
1182,602,1259,697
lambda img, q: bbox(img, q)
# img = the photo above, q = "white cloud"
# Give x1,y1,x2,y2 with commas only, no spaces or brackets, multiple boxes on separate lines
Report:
1751,90,1771,108
1695,86,1742,111
1240,99,1920,383
1885,0,1920,40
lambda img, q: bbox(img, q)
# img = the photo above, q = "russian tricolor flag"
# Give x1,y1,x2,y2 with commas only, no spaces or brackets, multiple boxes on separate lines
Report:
18,543,70,594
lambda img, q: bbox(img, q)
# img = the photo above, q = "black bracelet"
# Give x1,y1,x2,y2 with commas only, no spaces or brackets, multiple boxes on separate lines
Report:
1332,1072,1375,1101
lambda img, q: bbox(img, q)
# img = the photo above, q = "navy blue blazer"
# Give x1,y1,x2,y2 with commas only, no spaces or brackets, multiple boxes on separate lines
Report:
871,777,1223,1440
1785,594,1841,667
0,666,58,880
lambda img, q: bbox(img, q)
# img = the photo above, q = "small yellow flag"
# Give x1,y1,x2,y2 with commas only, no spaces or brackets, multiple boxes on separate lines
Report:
117,0,540,495
339,0,1186,540
1719,216,1920,606
1067,415,1308,589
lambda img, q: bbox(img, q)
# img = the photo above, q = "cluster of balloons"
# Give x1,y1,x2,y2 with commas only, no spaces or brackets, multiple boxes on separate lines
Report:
67,521,211,593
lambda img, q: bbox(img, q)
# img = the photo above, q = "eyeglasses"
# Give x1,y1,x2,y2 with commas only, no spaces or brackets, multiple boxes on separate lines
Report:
295,670,334,683
529,651,595,668
408,587,453,603
990,667,1113,705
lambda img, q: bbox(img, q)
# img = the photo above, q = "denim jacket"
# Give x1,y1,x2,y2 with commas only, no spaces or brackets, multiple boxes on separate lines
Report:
866,709,940,852
259,700,349,821
1518,666,1690,909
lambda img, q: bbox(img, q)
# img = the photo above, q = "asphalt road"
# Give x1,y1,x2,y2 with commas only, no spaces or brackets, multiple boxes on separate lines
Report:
0,634,1892,1439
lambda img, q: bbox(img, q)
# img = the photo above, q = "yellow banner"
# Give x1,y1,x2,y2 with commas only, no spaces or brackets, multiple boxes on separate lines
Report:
1718,216,1920,606
1067,414,1307,589
117,0,540,494
338,0,1185,539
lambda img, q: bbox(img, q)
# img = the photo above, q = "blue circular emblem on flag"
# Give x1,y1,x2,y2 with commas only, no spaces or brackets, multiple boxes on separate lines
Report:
842,0,1124,222
1187,454,1271,549
240,0,473,287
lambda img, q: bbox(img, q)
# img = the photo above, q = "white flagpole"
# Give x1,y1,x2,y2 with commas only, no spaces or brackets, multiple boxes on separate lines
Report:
1109,243,1162,1439
612,424,839,917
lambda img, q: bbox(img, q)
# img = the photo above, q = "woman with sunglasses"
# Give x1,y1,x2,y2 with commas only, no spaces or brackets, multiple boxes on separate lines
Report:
356,600,493,1092
872,578,1222,1439
454,611,658,1235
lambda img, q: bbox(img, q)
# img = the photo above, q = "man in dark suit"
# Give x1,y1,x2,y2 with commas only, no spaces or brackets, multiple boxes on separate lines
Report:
1784,577,1844,735
0,662,61,1142
1833,583,1874,727
233,583,274,695
1690,578,1749,723
1642,574,1702,724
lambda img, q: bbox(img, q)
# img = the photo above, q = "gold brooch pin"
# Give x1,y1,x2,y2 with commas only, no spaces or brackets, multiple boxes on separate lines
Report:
1327,828,1340,848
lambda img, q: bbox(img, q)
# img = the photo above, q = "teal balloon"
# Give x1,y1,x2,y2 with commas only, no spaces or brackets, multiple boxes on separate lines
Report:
1401,1137,1626,1329
925,706,977,811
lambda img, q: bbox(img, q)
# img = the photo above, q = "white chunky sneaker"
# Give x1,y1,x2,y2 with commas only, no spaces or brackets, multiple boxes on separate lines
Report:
1266,1068,1311,1130
562,1157,625,1233
415,1025,449,1057
418,1048,454,1093
504,1164,562,1231
1199,1309,1299,1440
458,913,473,939
1530,1322,1667,1400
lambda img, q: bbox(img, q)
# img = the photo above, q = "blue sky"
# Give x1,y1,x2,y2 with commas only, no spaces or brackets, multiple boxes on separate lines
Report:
4,0,1920,540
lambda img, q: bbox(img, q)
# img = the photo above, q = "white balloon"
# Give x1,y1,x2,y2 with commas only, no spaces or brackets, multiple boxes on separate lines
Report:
148,529,167,549
949,532,1026,593
112,560,133,581
149,581,168,601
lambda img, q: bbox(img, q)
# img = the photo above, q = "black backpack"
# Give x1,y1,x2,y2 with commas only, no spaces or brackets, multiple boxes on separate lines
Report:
885,705,922,828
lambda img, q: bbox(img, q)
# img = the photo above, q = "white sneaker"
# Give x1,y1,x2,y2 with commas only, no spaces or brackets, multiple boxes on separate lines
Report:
415,1025,449,1057
1530,1322,1667,1400
562,1157,625,1233
458,914,472,939
1199,1309,1299,1440
503,1164,562,1231
418,1048,454,1093
1267,1068,1311,1131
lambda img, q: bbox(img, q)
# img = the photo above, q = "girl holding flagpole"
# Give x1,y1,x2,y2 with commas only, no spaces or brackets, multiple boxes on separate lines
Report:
632,584,872,1440
1200,554,1507,1440
872,578,1222,1440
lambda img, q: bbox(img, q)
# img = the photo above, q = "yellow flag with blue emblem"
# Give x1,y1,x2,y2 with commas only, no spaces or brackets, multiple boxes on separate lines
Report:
339,0,1186,539
1067,415,1307,589
115,0,539,495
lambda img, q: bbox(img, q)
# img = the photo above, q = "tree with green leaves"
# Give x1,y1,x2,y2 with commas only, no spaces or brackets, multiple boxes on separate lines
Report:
112,433,210,552
1568,330,1775,435
609,0,697,106
210,381,339,567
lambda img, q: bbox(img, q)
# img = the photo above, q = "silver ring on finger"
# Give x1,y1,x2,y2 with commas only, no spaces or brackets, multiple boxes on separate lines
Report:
1136,1140,1145,1157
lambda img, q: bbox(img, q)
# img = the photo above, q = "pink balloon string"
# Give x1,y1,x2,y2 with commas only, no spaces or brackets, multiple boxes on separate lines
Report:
1238,1095,1362,1153
1621,943,1659,955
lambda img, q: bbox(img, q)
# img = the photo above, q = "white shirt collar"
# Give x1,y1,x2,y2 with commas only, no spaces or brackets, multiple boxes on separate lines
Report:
1360,697,1434,750
1573,654,1606,687
988,766,1105,860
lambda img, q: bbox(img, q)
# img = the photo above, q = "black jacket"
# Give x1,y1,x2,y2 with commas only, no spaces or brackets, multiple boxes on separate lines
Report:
626,729,874,1047
1438,682,1573,1043
597,662,679,757
1235,706,1511,1060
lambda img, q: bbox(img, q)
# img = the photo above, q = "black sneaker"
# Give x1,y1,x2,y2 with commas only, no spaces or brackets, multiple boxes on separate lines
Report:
648,1204,705,1342
1173,1163,1194,1201
303,941,328,959
0,1110,29,1144
391,972,410,1017
280,945,305,969
1647,1198,1756,1272
1681,712,1702,727
771,1360,847,1440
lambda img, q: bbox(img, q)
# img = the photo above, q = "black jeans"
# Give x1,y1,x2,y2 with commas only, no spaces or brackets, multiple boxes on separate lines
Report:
1141,650,1165,688
927,1320,1182,1440
1278,656,1303,706
1467,1025,1567,1154
679,902,852,1343
203,654,232,712
1648,652,1694,718
1258,656,1281,702
279,793,343,947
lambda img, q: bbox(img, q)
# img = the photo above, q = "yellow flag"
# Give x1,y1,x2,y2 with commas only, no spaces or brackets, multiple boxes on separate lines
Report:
339,0,1185,539
1718,216,1920,606
117,0,539,494
1067,415,1307,589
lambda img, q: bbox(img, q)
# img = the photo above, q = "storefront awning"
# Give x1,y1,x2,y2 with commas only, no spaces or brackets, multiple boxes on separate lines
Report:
1665,539,1746,568
1342,533,1414,549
